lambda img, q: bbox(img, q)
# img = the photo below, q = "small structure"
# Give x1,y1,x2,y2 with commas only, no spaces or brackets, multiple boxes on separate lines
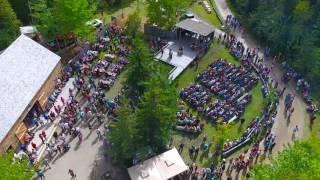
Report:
20,26,38,38
0,34,62,153
155,18,215,80
127,148,188,180
175,18,215,38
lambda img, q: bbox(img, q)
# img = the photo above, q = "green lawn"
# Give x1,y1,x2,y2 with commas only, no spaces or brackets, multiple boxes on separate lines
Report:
189,3,222,29
96,0,148,25
171,42,264,167
177,41,239,89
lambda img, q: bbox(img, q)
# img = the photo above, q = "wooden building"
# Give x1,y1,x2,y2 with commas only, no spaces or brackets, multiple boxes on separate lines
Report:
0,35,62,153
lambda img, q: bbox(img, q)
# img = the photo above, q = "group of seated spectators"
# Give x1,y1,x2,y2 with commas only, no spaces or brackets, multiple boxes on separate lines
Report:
206,94,251,123
180,84,211,112
180,59,258,124
176,109,204,133
197,59,258,101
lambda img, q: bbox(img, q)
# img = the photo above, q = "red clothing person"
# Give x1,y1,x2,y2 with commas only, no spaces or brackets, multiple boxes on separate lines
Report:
61,97,65,104
41,130,47,139
31,142,37,149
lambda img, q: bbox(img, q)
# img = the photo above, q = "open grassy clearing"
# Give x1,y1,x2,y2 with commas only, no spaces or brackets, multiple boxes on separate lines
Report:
169,42,264,167
96,0,148,25
176,41,239,89
189,3,222,29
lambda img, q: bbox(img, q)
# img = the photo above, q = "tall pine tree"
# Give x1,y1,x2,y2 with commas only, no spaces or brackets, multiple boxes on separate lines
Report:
125,36,152,98
108,98,136,166
0,0,21,49
134,67,177,153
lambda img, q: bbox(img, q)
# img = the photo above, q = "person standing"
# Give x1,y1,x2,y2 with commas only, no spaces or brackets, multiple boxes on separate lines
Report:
68,169,77,179
37,169,45,180
96,128,102,139
43,158,51,170
292,125,299,140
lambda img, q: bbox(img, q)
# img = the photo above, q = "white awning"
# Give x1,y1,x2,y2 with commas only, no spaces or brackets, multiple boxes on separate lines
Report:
176,18,215,37
127,148,188,180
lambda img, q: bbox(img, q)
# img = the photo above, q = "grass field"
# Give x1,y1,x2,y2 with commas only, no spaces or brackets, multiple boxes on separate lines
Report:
170,42,264,167
189,3,222,29
96,0,148,25
176,41,239,89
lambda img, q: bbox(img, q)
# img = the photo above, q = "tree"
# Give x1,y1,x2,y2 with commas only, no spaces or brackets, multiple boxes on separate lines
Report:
125,36,152,97
125,12,141,41
108,98,136,166
253,136,320,179
0,151,34,180
146,0,188,30
30,0,95,41
0,0,21,50
134,68,177,153
230,0,320,94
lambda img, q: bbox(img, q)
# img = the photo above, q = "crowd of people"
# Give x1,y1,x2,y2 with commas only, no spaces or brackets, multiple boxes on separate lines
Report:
180,59,258,124
225,15,241,31
15,21,128,179
180,84,211,112
199,60,258,122
176,108,204,133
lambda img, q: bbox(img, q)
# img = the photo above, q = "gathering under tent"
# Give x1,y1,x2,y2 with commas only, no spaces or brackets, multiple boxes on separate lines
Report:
127,148,188,180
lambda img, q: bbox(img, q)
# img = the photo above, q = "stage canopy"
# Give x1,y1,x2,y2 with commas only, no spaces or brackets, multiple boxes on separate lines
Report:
127,148,188,180
175,18,215,37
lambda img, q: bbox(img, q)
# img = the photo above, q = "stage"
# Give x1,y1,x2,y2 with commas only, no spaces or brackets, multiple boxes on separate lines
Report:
155,41,199,80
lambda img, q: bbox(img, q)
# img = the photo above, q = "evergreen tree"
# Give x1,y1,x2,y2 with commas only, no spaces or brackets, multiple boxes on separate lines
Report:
230,0,320,92
125,36,152,97
0,0,21,49
125,12,141,41
134,68,177,153
108,98,135,166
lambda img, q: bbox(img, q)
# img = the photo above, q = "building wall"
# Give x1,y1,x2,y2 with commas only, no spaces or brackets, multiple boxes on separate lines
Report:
0,61,63,154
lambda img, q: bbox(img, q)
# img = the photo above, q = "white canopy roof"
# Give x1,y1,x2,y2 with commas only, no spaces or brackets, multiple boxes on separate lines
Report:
127,148,188,180
0,34,61,142
176,18,215,37
20,26,38,35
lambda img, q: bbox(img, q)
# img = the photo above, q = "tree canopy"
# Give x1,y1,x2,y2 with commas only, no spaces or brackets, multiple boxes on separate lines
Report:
146,0,188,30
108,98,136,166
230,0,320,92
0,0,21,50
30,0,95,40
109,63,177,165
125,36,152,97
253,136,320,179
0,151,34,180
134,70,177,153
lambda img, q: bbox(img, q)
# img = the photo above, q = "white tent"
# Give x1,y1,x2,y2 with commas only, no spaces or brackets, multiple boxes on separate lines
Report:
127,148,188,180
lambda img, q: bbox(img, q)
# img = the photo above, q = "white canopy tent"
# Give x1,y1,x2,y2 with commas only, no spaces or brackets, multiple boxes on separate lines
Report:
127,148,188,180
